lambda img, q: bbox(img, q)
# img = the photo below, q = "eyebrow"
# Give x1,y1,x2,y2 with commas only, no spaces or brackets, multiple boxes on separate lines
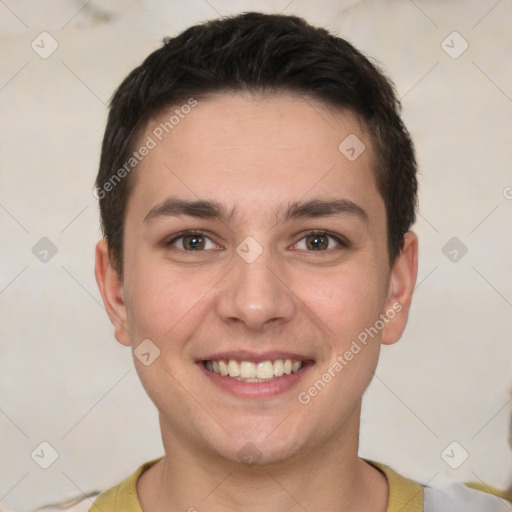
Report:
143,198,233,223
281,198,368,223
143,197,368,224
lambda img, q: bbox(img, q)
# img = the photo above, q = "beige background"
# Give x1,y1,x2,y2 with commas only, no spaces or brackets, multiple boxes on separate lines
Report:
1,0,511,509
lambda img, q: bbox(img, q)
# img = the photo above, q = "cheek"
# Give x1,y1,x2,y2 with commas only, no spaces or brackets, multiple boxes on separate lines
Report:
292,266,386,422
296,263,388,341
123,257,220,346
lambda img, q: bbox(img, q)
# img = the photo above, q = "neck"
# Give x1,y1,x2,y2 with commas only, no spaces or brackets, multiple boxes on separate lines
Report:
137,411,388,511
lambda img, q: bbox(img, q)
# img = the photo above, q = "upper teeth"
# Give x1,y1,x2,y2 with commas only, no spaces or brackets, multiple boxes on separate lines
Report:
205,359,303,380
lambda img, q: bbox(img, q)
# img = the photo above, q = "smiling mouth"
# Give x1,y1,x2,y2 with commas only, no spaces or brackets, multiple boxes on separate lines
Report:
203,359,307,383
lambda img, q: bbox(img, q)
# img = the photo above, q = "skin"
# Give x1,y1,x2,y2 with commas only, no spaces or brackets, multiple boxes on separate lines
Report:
95,92,418,511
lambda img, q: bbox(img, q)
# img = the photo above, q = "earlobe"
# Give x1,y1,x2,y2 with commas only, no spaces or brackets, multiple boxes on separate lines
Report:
381,232,418,346
94,239,131,347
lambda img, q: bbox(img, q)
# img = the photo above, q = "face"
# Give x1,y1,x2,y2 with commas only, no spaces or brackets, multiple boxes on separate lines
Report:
96,93,417,465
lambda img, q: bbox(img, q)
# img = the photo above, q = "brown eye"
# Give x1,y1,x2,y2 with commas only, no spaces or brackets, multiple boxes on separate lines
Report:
305,234,329,250
182,234,205,250
168,232,218,251
293,232,348,252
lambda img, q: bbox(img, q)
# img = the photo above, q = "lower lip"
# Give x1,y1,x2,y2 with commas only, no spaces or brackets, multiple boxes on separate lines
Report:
197,363,313,399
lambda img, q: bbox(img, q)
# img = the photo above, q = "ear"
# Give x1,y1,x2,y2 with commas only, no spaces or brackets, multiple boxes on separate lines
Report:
94,239,131,347
381,232,418,346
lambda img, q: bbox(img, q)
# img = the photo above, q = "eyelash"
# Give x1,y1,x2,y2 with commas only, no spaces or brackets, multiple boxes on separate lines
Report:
293,230,350,251
165,230,219,251
165,230,350,251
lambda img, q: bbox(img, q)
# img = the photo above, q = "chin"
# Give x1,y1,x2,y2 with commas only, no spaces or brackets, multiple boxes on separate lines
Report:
211,428,309,468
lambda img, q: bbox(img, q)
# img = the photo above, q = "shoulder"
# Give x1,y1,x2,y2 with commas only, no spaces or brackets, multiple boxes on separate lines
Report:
365,459,424,511
88,458,162,512
424,482,512,511
465,481,512,502
366,459,512,512
31,458,162,512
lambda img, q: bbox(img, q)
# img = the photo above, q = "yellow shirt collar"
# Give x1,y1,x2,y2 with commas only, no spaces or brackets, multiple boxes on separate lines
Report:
90,457,424,512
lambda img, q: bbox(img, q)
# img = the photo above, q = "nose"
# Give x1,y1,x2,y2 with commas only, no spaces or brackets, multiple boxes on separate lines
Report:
215,247,296,332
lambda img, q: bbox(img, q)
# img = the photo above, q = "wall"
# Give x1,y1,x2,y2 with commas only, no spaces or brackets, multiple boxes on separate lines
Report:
0,0,511,509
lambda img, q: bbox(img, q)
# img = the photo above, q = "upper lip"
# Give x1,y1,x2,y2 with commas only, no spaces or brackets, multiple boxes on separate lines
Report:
197,350,314,364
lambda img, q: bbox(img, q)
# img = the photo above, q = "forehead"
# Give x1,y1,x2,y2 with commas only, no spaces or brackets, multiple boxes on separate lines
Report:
127,92,381,222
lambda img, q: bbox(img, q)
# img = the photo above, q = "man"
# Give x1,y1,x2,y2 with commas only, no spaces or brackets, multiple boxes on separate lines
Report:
90,12,510,511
